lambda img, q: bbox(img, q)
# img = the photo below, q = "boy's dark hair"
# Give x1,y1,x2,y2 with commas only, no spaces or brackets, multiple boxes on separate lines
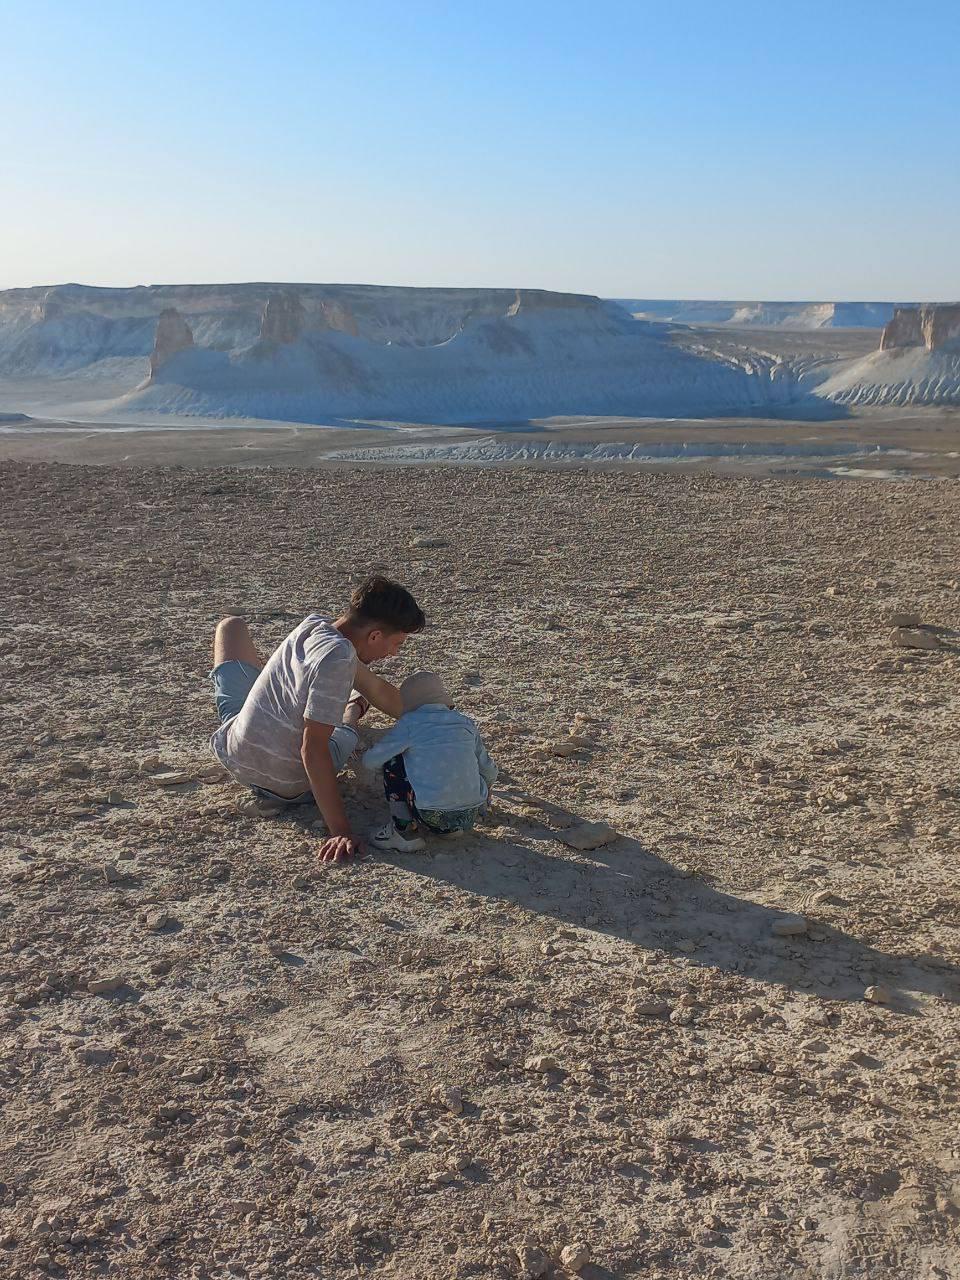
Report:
349,576,425,634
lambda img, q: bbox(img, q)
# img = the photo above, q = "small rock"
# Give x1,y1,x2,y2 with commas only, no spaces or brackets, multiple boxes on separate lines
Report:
346,1213,365,1236
104,790,126,806
559,1242,590,1271
102,862,124,884
864,984,891,1005
515,1245,550,1277
524,1054,560,1073
151,770,192,787
810,889,845,906
441,1086,463,1115
889,627,939,651
631,1000,671,1017
145,911,170,932
410,536,450,549
291,873,311,890
548,742,580,758
181,1062,210,1083
887,612,922,628
771,914,809,938
698,1229,726,1247
559,822,618,851
139,756,162,773
88,976,125,995
60,758,90,777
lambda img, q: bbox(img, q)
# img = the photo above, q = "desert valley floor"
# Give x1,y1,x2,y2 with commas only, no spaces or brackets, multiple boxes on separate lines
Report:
0,459,958,1279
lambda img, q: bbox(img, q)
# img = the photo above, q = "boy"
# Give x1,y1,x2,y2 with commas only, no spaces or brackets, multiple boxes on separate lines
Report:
209,576,425,863
361,670,498,852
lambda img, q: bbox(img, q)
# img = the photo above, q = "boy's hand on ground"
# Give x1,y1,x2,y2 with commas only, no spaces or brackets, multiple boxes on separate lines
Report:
316,835,366,863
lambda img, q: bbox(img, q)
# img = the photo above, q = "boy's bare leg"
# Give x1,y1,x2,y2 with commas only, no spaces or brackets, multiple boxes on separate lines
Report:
213,616,266,669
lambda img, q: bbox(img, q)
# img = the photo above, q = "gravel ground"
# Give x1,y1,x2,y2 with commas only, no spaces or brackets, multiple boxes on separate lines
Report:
1,461,958,1280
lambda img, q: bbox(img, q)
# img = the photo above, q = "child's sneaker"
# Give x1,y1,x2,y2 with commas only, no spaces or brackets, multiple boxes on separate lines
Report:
370,823,426,852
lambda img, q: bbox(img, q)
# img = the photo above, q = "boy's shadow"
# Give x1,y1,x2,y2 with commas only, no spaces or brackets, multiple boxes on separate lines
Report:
359,779,957,1010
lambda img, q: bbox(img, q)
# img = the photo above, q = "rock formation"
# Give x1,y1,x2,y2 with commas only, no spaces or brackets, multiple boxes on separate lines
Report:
149,308,194,375
259,292,305,344
318,299,359,337
879,304,960,352
506,288,599,317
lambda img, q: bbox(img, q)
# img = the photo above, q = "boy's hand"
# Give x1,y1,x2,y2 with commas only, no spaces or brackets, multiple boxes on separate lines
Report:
317,834,366,863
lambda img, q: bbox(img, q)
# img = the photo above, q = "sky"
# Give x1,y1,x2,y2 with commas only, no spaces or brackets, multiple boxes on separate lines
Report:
2,0,959,299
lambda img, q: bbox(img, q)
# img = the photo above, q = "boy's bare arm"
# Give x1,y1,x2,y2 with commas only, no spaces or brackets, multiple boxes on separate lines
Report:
301,720,363,862
353,663,403,719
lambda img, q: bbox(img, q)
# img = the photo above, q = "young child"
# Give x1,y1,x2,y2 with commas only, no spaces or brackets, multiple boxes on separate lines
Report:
362,671,498,852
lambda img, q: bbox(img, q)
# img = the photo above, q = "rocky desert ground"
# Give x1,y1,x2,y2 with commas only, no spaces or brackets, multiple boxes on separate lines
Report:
1,460,959,1280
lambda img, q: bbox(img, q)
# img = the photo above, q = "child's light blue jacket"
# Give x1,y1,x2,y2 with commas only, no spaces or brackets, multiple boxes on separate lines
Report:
361,704,498,812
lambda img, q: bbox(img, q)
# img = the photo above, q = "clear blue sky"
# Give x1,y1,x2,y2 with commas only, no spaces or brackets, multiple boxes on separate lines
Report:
3,0,958,298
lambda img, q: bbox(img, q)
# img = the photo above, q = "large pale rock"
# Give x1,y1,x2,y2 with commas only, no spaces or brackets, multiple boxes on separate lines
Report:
559,822,618,851
149,309,194,374
260,292,305,344
889,627,940,651
880,304,960,352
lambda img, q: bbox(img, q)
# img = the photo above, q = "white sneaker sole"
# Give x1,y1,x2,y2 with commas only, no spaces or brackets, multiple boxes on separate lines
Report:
370,831,426,852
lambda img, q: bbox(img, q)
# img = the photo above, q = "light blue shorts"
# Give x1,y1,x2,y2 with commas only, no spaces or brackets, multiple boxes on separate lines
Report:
209,660,358,801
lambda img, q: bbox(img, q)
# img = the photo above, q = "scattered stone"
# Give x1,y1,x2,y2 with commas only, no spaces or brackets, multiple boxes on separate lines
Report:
181,1062,210,1083
698,1229,726,1247
810,889,845,906
150,770,192,787
559,822,618,851
291,873,311,890
887,612,922,628
87,976,125,995
441,1086,463,1115
410,535,450,549
346,1214,365,1236
60,758,90,777
524,1054,561,1073
139,756,162,773
548,742,580,758
102,862,125,884
864,984,891,1005
889,627,940,651
771,914,809,938
559,1242,590,1271
631,1000,671,1017
515,1245,550,1277
145,910,170,932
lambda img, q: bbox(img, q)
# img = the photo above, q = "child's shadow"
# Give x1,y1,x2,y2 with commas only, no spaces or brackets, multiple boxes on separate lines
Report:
359,776,958,1011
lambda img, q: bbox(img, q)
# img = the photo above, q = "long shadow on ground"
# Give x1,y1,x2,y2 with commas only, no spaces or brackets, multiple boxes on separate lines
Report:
356,783,957,1010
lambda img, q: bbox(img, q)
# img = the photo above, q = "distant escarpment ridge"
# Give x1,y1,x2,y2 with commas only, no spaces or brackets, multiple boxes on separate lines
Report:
612,299,916,329
0,283,958,421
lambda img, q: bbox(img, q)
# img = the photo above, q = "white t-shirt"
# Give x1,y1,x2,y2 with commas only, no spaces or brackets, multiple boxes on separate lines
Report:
212,616,357,797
